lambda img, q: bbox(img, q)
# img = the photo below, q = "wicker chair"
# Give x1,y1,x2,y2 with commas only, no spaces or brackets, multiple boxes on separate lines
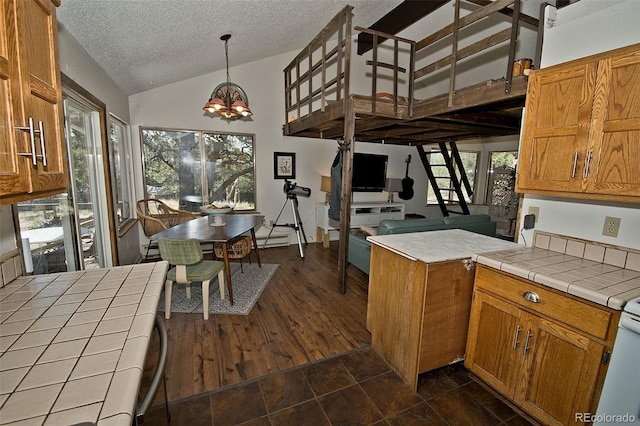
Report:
136,199,197,260
213,234,253,272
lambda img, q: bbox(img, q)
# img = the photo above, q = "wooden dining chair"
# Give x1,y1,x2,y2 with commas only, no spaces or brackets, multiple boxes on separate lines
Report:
158,238,225,320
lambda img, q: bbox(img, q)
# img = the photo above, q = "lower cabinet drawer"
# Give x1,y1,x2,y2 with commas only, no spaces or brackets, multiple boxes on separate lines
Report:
475,265,615,340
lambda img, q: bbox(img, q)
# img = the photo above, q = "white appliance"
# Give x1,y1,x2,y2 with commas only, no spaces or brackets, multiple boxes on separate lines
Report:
594,296,640,425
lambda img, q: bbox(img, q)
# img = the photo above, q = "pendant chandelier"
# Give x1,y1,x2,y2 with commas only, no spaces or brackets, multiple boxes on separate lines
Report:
203,34,253,120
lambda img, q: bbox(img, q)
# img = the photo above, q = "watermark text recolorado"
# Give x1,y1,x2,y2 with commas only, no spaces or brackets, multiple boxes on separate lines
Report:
575,413,637,423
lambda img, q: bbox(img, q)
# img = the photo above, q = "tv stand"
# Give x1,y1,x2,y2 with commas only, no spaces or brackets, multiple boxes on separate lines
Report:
316,201,405,248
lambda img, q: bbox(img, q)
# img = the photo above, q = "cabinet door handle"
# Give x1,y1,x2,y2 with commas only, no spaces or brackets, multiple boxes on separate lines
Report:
523,330,533,355
571,152,578,178
584,151,592,178
37,121,47,166
512,325,521,350
523,291,540,303
16,117,38,166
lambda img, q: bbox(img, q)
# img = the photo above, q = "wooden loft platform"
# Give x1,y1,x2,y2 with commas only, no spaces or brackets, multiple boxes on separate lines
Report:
283,0,539,146
285,75,529,145
282,0,540,293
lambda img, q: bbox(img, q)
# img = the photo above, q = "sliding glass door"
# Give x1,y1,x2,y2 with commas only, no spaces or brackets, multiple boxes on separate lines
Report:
17,95,112,273
64,96,111,268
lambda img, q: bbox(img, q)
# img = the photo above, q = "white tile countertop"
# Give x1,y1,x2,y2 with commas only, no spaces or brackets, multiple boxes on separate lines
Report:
368,229,640,311
367,229,520,264
472,231,640,310
0,261,168,425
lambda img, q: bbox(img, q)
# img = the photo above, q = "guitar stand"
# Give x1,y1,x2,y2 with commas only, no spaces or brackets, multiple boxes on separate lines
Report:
262,193,308,258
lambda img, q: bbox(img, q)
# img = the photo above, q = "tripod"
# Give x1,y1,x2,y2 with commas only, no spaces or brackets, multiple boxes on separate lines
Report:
263,192,308,258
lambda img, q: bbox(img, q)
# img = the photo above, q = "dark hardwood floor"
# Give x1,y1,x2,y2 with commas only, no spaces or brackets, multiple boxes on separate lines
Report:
142,241,372,403
140,241,537,425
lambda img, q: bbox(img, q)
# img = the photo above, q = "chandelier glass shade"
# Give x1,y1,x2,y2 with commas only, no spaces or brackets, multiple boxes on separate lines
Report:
203,34,252,120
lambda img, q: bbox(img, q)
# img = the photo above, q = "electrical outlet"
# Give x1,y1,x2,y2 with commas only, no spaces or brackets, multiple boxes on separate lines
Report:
528,206,540,223
602,216,621,237
269,220,274,227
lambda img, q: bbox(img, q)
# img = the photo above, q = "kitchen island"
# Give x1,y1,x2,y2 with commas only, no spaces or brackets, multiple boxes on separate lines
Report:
0,261,168,425
366,229,519,390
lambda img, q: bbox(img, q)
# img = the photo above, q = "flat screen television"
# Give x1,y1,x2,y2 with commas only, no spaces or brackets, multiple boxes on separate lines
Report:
352,153,388,192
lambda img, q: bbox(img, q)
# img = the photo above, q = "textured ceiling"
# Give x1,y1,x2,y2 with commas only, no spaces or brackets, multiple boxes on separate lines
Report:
57,0,403,95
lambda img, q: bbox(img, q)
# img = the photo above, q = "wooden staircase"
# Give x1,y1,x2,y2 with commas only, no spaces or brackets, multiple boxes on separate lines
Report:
416,142,473,217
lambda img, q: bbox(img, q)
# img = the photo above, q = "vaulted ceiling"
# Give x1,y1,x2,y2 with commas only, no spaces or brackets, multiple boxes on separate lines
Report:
57,0,404,95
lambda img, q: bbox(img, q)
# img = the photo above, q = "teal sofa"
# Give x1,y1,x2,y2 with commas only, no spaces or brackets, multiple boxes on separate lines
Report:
348,214,497,275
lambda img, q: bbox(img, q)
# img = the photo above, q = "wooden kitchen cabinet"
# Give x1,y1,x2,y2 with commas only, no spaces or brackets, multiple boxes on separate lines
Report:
465,291,522,398
367,243,475,390
0,0,68,204
516,42,640,202
466,265,620,425
517,316,606,424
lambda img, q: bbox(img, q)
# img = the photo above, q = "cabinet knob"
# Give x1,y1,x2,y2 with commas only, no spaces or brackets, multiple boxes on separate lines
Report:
523,291,540,303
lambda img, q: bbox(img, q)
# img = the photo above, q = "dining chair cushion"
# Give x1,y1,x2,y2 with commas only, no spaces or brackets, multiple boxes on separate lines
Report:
166,260,225,283
158,238,203,266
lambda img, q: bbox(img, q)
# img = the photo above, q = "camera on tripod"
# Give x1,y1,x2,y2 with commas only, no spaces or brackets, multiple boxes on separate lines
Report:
264,179,311,257
283,180,311,198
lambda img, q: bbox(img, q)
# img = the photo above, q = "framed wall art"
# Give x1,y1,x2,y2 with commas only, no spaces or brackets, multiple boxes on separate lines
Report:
273,152,296,180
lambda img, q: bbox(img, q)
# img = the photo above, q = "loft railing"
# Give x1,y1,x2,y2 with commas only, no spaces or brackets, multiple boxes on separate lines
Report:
283,6,352,129
413,0,524,106
355,26,415,118
283,0,534,128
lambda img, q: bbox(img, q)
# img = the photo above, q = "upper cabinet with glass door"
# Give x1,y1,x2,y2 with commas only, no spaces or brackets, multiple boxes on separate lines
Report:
0,0,68,205
516,43,640,202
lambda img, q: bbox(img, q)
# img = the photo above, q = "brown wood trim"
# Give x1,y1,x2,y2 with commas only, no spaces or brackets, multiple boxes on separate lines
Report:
117,218,138,238
0,248,21,263
0,187,65,205
30,75,58,104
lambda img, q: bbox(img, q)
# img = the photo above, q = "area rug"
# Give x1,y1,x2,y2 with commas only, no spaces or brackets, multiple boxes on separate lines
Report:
157,263,279,315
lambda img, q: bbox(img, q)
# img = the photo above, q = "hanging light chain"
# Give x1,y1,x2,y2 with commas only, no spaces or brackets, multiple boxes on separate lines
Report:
224,35,231,87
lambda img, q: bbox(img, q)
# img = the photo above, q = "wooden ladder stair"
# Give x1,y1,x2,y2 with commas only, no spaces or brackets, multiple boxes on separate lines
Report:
416,142,473,217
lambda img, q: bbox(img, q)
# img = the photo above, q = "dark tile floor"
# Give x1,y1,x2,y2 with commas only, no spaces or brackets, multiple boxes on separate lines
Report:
142,346,536,425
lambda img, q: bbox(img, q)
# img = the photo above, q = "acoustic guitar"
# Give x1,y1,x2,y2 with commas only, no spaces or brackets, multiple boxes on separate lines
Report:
399,155,414,200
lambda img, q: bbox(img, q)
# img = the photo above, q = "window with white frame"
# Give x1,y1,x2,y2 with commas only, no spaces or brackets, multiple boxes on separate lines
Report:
141,128,255,212
426,150,479,205
109,116,134,225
